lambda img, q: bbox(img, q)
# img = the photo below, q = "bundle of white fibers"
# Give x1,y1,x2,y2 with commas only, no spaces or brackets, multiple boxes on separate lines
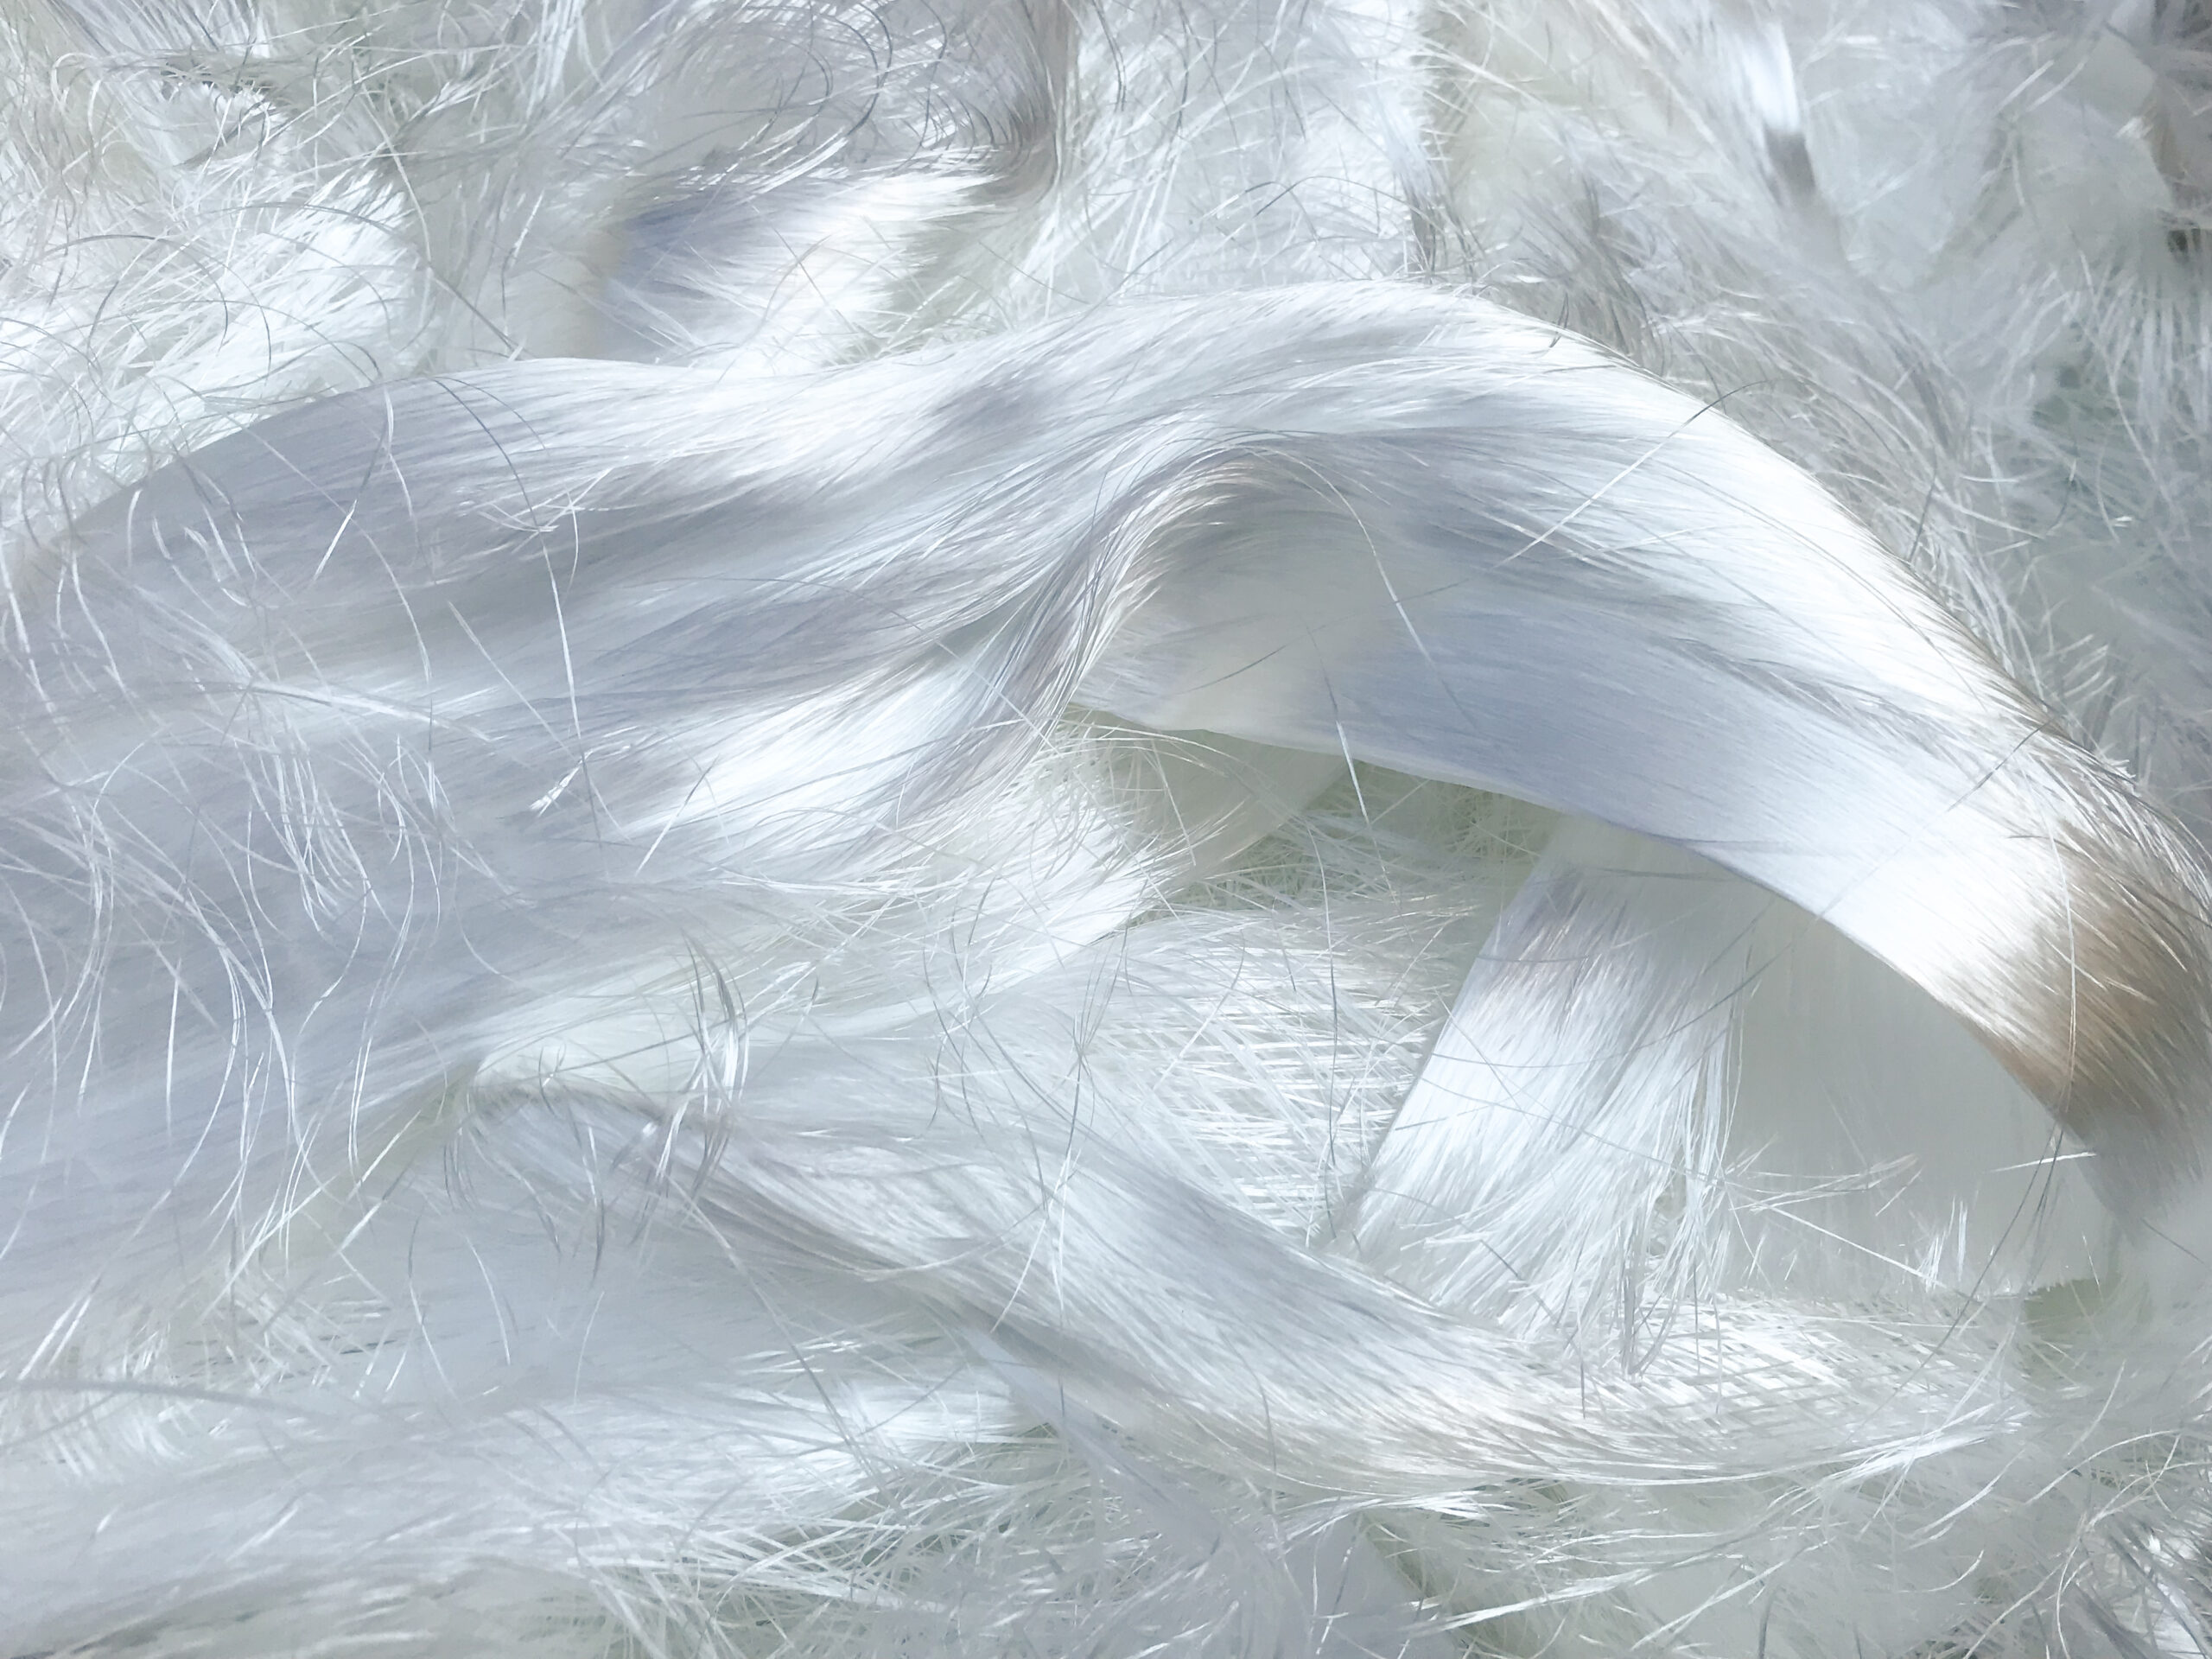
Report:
11,0,2212,1652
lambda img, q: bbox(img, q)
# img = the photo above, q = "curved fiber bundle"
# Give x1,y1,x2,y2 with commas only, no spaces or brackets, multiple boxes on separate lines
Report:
11,0,2212,1653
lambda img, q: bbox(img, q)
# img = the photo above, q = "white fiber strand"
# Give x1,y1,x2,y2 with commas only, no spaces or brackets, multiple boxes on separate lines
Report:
7,3,2212,1656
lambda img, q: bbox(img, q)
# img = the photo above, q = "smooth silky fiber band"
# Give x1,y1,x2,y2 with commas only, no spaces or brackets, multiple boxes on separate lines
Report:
17,286,2205,1291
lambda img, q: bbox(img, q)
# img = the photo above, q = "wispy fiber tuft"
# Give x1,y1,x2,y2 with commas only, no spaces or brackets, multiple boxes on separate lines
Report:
7,2,2212,1656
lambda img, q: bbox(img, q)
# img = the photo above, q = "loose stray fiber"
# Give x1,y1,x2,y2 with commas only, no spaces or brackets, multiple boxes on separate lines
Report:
7,1,2212,1655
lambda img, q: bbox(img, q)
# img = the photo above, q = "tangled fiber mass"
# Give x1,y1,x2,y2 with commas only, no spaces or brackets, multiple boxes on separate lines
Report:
11,0,2212,1652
